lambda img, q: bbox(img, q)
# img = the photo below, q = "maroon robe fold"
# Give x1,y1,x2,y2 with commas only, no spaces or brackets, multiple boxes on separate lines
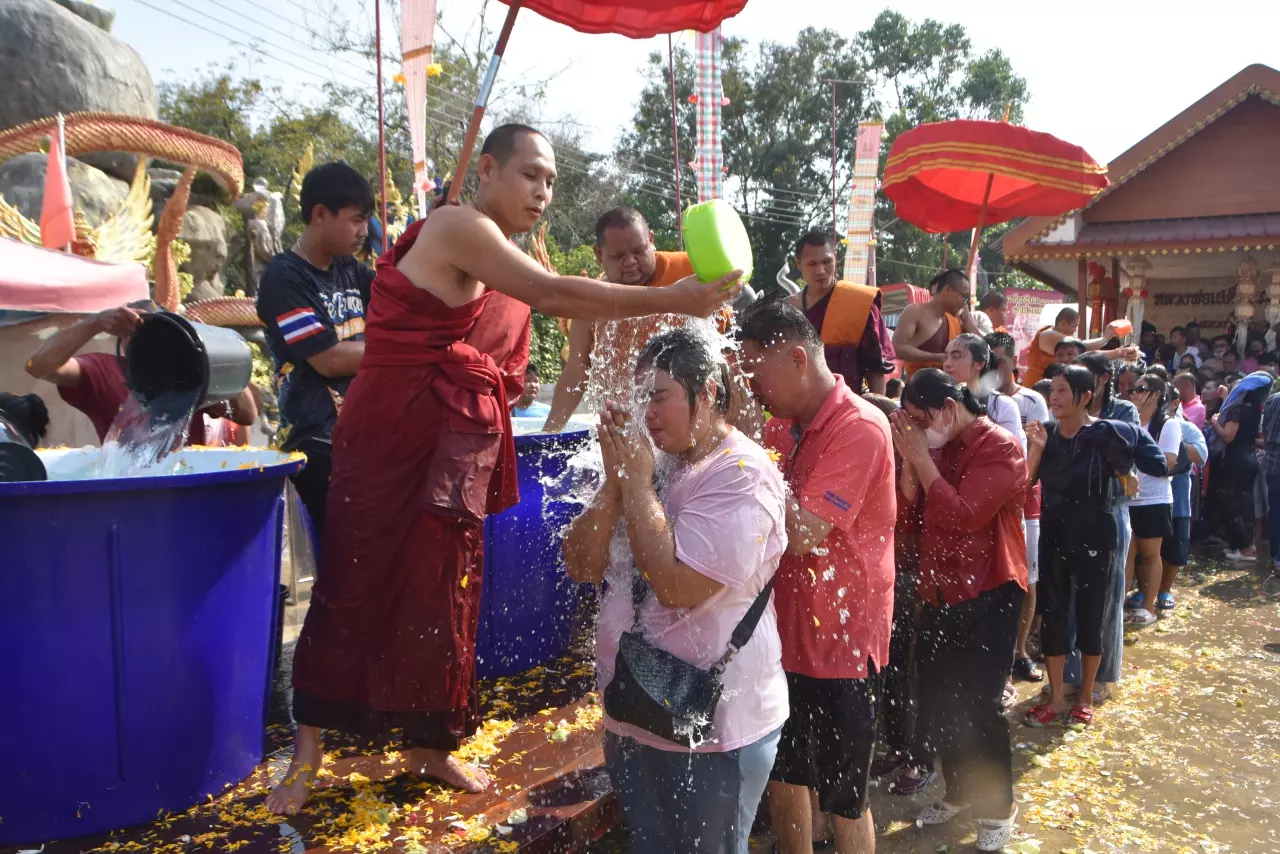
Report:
291,221,531,750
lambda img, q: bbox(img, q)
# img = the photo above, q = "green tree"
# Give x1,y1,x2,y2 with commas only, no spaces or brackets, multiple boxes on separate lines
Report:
616,9,1029,293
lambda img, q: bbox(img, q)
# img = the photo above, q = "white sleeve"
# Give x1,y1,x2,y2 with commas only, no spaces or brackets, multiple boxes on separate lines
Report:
991,394,1027,452
971,312,994,335
1158,420,1183,456
1024,390,1050,424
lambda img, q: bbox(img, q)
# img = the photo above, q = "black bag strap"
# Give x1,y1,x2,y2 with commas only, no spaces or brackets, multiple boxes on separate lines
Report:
629,571,776,676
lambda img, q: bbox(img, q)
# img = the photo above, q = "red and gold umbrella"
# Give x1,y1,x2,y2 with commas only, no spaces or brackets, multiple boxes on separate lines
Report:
445,0,747,204
882,118,1108,295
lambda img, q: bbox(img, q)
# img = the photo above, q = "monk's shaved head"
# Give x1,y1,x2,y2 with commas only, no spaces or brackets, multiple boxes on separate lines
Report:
595,207,649,246
481,123,546,165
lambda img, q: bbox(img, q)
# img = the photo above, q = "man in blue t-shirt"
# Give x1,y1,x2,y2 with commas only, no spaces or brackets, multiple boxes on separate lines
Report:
256,162,375,539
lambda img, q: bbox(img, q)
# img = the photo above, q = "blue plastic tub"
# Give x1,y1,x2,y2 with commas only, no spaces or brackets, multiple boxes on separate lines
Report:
476,417,592,678
0,448,303,846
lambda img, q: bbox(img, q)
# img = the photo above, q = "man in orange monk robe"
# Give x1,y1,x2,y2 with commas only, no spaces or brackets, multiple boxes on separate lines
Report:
891,269,977,379
541,206,732,432
267,125,741,815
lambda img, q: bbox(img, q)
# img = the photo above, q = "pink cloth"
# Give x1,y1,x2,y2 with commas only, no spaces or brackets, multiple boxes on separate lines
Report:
0,238,148,312
1181,396,1206,429
597,428,789,753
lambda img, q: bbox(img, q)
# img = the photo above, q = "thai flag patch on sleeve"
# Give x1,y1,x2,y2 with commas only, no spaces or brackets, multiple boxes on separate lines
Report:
277,308,326,344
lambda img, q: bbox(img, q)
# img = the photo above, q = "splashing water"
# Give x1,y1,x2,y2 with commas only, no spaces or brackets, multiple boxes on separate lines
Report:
92,388,202,479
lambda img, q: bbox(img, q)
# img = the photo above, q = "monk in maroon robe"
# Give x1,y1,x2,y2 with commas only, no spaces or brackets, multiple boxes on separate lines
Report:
268,124,741,815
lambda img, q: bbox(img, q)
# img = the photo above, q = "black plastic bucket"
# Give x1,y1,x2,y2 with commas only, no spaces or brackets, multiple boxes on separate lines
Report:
124,312,253,410
0,414,46,483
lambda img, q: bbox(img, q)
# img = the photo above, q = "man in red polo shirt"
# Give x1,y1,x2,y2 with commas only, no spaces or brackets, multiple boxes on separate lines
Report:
25,304,257,444
739,300,895,854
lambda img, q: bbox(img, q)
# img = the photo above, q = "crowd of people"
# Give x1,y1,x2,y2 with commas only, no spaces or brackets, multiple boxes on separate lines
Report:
8,122,1280,854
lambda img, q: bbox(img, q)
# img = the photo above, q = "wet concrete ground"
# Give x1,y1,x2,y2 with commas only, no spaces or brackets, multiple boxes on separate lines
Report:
588,559,1280,854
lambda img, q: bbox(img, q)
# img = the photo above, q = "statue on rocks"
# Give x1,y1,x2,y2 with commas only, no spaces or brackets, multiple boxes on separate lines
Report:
234,177,285,295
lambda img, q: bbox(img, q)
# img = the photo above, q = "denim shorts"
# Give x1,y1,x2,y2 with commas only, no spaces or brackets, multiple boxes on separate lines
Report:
604,726,782,854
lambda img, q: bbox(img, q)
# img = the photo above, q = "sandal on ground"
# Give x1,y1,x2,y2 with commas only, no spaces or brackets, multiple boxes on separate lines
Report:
1001,680,1018,709
1225,549,1255,562
870,748,909,777
1156,591,1176,611
1125,608,1157,628
1067,704,1095,727
1092,682,1114,704
1124,590,1144,611
889,764,937,796
917,799,968,826
1013,655,1044,682
1023,703,1060,728
975,804,1019,852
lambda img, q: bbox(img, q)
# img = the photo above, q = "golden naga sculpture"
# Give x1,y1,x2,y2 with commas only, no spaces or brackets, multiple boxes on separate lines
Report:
0,111,261,329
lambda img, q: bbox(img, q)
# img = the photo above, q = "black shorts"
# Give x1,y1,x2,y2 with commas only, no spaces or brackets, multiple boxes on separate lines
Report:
1129,503,1173,540
1161,516,1192,566
770,669,880,820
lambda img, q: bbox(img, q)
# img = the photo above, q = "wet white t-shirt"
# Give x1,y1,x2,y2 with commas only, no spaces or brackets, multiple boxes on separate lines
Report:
596,428,789,753
1132,417,1181,506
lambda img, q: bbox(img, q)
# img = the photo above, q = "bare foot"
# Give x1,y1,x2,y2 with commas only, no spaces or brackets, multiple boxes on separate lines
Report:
266,729,323,816
406,747,491,793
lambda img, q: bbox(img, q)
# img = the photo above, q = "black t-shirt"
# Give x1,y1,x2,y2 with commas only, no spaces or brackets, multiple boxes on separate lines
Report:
256,250,374,449
1038,423,1121,515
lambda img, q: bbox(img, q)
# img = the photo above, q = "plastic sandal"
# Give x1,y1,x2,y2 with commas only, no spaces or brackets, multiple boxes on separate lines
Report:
1156,592,1176,611
975,804,1019,852
1068,704,1095,727
1002,680,1018,709
1124,590,1145,611
889,765,937,795
917,800,967,826
1125,608,1157,628
1013,655,1045,682
1023,703,1060,728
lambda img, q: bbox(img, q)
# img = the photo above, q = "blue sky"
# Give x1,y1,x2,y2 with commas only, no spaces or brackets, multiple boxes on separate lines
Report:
111,0,1278,171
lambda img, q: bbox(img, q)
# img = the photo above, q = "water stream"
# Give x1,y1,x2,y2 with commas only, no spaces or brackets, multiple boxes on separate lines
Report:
91,387,202,479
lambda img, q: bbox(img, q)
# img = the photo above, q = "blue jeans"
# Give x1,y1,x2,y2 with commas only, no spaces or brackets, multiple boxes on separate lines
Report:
1065,502,1130,685
1267,467,1280,569
604,727,782,854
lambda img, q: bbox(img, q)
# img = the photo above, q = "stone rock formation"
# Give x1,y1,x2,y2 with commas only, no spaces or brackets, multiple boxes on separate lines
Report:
180,206,229,303
0,152,128,227
51,0,114,32
0,0,158,179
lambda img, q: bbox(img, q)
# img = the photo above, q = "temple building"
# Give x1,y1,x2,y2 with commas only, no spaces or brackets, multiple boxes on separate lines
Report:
1001,63,1280,345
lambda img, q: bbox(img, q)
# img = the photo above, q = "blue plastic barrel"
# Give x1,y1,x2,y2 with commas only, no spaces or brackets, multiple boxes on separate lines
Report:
0,448,303,846
476,419,591,678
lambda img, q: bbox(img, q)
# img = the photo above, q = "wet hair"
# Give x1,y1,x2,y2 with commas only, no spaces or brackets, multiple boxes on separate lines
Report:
1074,350,1117,412
793,229,838,259
480,123,545,165
979,290,1007,310
1055,307,1079,326
1054,337,1086,355
524,363,540,379
903,368,983,417
299,161,375,224
1042,362,1065,380
636,327,730,413
953,332,997,375
1032,378,1053,399
886,377,903,399
929,268,968,294
0,392,50,446
985,331,1016,359
861,392,899,417
595,206,649,246
738,298,823,358
1056,364,1096,406
1146,364,1170,383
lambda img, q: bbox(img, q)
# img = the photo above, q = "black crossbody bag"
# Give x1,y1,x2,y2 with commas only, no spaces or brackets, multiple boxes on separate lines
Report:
603,573,775,746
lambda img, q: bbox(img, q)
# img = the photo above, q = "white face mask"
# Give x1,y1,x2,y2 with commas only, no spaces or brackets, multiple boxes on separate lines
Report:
925,407,954,448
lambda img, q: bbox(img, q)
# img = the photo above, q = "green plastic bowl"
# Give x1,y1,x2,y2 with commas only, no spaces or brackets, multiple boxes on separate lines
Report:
682,199,753,287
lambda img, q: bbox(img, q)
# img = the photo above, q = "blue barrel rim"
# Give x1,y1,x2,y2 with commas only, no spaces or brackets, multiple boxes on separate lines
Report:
512,423,590,448
0,453,305,497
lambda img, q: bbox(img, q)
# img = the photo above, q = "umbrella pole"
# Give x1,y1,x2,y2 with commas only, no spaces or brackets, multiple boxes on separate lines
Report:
966,172,995,307
445,1,522,205
668,33,683,247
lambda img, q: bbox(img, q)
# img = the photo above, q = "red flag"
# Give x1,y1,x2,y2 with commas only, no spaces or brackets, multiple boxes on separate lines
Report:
40,114,75,251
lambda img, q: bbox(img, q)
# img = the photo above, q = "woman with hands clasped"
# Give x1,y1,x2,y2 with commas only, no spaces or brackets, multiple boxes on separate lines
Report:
562,328,788,854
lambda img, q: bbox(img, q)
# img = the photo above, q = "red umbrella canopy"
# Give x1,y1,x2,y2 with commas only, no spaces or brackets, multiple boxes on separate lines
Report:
881,119,1109,234
497,0,747,38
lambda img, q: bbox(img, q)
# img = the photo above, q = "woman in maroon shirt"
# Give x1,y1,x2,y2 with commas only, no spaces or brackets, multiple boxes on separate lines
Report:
887,368,1028,853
